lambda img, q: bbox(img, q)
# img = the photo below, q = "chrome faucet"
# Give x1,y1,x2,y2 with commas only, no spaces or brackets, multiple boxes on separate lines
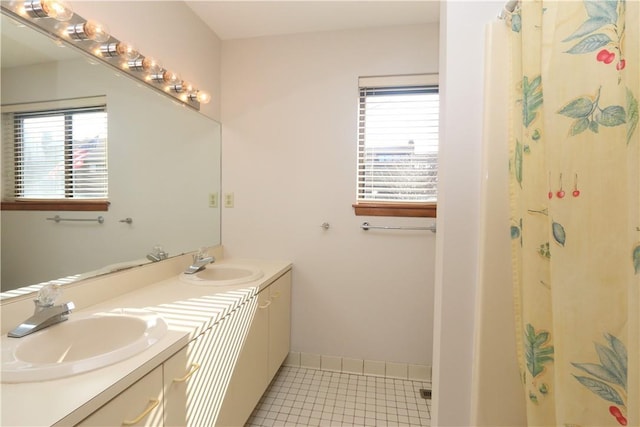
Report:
184,249,215,274
146,245,169,262
8,285,75,338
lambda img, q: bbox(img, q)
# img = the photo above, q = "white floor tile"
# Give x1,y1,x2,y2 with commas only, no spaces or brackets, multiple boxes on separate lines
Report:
246,366,431,426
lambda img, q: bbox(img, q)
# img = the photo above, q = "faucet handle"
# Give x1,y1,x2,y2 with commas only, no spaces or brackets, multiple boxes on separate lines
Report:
193,247,209,262
35,284,61,308
61,301,76,315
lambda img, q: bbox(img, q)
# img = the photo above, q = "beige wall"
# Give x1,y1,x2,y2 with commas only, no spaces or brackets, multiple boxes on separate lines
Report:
220,24,438,365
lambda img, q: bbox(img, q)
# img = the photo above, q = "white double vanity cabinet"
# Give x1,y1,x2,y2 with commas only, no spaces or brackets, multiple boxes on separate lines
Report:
0,253,292,427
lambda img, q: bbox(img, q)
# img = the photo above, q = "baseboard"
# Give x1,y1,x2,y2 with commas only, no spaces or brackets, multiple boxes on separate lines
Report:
283,352,431,382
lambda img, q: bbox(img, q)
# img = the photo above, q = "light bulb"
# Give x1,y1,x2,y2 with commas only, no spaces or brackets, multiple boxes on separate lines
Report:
100,42,139,61
197,91,211,104
109,42,138,60
44,0,73,21
164,70,180,84
170,81,192,94
24,0,73,21
188,90,211,104
67,19,110,42
151,70,180,84
144,58,162,74
83,20,109,42
118,42,139,60
127,57,162,74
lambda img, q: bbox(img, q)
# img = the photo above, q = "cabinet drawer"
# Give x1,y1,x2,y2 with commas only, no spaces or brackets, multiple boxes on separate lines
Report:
76,366,163,427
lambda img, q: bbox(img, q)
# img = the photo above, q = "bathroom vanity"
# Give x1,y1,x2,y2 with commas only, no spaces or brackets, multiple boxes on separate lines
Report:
0,250,292,427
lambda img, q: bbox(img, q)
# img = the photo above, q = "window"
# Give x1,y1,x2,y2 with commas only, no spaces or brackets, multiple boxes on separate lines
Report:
353,74,438,218
2,97,109,211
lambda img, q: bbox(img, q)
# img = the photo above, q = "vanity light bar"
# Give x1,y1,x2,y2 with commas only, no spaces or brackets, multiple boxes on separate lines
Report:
3,2,210,110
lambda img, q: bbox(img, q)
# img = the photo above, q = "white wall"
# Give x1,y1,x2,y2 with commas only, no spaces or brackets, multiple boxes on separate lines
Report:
432,2,506,426
70,1,221,121
221,24,437,365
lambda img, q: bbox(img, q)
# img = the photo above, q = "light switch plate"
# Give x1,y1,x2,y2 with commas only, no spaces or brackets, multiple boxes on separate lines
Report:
208,193,218,208
224,192,234,208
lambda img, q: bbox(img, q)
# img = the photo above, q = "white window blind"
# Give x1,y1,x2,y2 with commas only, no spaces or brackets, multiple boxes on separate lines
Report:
356,74,439,203
2,98,108,201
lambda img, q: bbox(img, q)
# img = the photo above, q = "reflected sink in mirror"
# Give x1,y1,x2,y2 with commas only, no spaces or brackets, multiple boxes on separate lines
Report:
1,308,167,383
179,263,263,286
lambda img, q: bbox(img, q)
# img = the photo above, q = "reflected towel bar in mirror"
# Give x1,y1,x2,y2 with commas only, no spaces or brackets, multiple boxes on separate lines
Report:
46,215,105,224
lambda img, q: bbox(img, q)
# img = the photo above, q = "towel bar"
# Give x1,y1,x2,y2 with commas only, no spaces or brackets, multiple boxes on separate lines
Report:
360,222,436,233
46,215,104,224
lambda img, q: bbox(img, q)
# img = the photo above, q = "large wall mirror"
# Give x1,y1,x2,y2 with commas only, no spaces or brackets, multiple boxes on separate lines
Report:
0,10,222,297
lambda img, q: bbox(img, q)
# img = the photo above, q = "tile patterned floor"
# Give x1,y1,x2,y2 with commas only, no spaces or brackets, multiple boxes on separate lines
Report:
246,366,432,426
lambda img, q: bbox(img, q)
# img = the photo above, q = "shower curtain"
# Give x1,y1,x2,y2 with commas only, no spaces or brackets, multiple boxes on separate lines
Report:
507,1,639,426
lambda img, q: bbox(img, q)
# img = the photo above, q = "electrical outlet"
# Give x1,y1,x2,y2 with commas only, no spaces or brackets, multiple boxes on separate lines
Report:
224,192,234,208
208,193,218,208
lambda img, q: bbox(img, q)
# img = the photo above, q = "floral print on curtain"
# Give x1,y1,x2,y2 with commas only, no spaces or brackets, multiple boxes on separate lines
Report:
507,1,639,426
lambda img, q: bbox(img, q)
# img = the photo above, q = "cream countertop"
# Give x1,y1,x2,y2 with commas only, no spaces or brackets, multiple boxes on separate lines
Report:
0,256,292,427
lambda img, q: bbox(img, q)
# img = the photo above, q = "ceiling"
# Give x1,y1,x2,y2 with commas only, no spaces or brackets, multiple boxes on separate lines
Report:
185,1,440,41
1,2,440,69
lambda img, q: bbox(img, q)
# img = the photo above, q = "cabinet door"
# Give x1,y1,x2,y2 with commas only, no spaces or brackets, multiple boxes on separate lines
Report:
76,366,163,427
268,271,292,380
174,319,226,427
163,296,257,427
163,345,193,427
216,291,269,427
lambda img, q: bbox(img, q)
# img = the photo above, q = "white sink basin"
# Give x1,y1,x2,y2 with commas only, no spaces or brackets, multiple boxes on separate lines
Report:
1,308,167,383
179,263,263,286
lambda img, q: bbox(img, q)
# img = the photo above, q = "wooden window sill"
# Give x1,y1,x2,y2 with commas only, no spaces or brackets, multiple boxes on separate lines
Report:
1,200,110,211
352,202,436,218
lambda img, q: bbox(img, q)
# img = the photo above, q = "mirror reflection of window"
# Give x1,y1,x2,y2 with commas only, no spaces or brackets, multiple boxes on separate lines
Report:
2,99,108,202
21,114,66,198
